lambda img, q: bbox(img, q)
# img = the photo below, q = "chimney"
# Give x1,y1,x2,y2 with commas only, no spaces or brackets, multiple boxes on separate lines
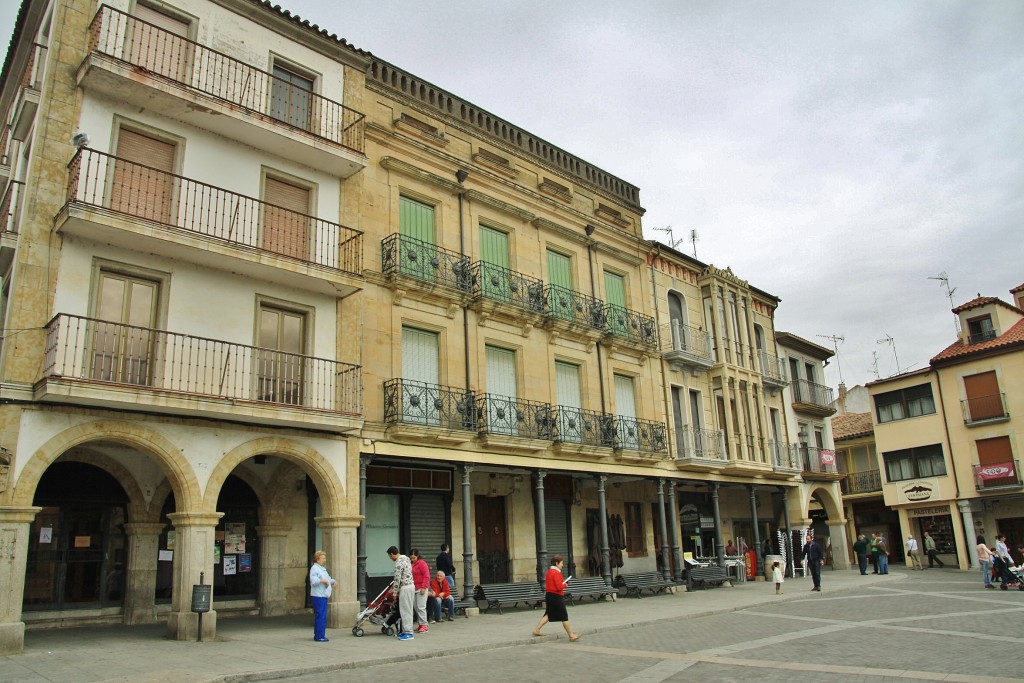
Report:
837,382,848,414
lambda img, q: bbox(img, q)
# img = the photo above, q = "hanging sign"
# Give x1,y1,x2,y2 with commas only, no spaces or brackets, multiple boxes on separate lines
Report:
820,449,836,466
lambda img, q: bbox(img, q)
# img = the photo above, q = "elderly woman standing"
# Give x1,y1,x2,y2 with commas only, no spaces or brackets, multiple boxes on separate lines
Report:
309,550,336,642
532,555,580,641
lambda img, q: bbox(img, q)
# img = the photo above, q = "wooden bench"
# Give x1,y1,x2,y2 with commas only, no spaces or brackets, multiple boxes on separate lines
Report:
474,581,545,614
614,572,674,598
453,597,475,618
565,576,618,605
687,565,731,589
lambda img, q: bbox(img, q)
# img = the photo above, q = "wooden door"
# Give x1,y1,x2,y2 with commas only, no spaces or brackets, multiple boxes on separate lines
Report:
474,495,508,583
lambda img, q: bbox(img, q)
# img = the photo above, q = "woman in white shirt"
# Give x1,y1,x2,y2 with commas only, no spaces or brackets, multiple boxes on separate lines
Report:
309,550,336,642
976,536,995,590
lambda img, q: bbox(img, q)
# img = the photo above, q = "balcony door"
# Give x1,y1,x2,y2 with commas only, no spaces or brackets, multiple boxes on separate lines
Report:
399,196,436,280
257,305,305,405
401,326,440,424
604,271,627,336
555,361,583,444
546,250,573,321
128,3,191,82
479,225,509,301
91,271,159,386
485,345,517,435
262,176,310,260
614,374,638,449
964,371,1003,421
111,128,177,224
270,64,314,132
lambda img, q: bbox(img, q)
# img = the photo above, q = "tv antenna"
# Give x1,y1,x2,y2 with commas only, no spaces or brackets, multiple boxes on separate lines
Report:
928,271,960,335
817,334,845,384
689,229,699,259
653,225,685,251
869,351,880,380
876,334,900,376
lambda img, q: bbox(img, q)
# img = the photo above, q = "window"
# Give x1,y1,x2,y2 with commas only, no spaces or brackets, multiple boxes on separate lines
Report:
976,436,1016,487
485,345,518,435
963,370,1005,421
546,250,574,321
478,225,510,301
604,271,627,336
128,3,191,81
398,196,437,280
91,271,159,385
966,315,996,344
882,444,946,482
111,127,177,224
874,383,936,423
262,175,311,259
400,326,440,425
614,374,638,449
624,502,645,554
256,304,306,404
270,63,314,131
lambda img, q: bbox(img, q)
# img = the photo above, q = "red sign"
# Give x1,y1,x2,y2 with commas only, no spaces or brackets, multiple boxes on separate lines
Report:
977,462,1015,480
820,449,836,466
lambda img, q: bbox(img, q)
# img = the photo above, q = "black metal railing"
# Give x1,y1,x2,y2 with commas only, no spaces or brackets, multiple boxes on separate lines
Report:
758,350,786,384
791,379,835,408
477,394,553,439
545,284,606,330
470,262,546,314
961,393,1008,423
554,406,615,448
382,379,477,430
614,415,667,454
661,321,714,363
973,460,1021,489
676,426,726,461
604,304,658,346
800,446,841,475
841,469,882,494
381,234,472,292
968,329,997,345
767,440,799,470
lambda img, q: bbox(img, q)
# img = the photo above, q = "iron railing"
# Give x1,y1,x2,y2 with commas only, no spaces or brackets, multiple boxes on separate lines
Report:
614,415,667,453
967,329,997,345
43,313,362,414
661,320,714,363
961,393,1008,423
477,394,554,439
758,349,787,384
382,379,476,431
87,5,365,154
800,446,841,475
790,379,835,408
676,426,727,462
66,148,363,274
767,439,800,470
0,180,24,235
554,406,615,448
973,460,1021,489
381,234,472,292
545,284,606,330
470,262,546,314
841,469,882,494
21,42,47,90
604,304,658,346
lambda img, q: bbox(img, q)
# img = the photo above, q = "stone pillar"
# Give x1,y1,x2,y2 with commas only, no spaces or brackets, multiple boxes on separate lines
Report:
780,487,794,577
710,482,724,566
826,521,851,570
316,514,362,629
596,474,611,586
460,465,475,601
747,485,761,578
357,455,371,606
0,506,41,656
256,525,291,616
534,469,547,582
122,521,165,625
668,482,683,583
656,479,670,581
958,500,979,568
166,512,222,642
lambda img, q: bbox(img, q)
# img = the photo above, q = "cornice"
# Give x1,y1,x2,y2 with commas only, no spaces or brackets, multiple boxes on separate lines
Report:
379,157,463,194
464,190,535,222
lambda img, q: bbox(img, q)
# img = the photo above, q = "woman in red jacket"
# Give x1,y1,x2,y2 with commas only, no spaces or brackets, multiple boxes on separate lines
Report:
532,555,580,641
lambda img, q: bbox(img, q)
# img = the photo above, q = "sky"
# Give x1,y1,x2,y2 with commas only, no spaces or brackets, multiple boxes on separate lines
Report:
2,1,1022,391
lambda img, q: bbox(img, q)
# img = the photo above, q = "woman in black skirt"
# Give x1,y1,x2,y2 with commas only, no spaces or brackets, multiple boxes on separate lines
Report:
532,555,580,641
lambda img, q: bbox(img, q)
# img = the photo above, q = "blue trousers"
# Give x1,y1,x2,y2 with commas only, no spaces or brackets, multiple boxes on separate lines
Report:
877,553,889,574
312,596,328,640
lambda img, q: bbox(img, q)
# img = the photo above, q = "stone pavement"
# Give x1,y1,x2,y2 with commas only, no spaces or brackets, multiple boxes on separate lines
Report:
0,569,920,683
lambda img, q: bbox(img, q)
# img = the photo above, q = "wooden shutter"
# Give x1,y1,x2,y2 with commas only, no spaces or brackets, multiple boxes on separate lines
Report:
486,346,517,400
479,225,509,300
604,272,626,308
555,361,581,409
399,196,435,244
112,129,176,223
129,4,190,81
546,250,571,288
402,327,439,386
964,371,1003,420
977,436,1015,486
614,374,636,418
263,177,310,260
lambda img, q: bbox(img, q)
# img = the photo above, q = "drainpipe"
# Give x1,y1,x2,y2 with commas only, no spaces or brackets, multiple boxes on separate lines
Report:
585,225,607,413
935,370,975,568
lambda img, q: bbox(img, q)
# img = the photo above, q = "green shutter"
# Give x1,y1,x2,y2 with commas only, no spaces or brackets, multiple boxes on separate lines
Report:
547,250,572,288
399,196,435,244
479,225,509,267
604,271,626,307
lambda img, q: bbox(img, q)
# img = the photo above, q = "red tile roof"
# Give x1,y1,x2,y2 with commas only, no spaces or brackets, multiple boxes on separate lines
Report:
1011,283,1024,294
832,412,873,440
931,318,1024,364
952,296,1024,316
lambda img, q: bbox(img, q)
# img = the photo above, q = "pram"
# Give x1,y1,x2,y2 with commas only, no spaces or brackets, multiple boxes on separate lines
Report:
992,557,1024,591
351,582,399,636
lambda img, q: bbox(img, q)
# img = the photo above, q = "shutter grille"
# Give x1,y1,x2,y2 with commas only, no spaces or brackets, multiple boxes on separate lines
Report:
409,494,446,561
112,129,176,224
263,177,310,259
545,500,569,563
555,361,581,409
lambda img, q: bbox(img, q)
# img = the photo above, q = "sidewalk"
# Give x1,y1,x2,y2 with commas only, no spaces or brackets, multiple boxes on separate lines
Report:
2,569,909,683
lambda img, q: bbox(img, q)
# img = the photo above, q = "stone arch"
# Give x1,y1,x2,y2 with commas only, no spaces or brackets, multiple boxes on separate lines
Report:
12,420,200,510
204,437,344,516
53,450,149,521
801,484,844,523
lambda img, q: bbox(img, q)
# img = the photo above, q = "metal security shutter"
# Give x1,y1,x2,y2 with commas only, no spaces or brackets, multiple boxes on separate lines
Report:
545,499,570,565
263,176,310,259
399,196,435,244
409,494,446,559
112,128,176,223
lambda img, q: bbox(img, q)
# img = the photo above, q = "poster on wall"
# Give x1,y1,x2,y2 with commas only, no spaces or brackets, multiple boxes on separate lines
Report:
166,530,176,550
224,523,246,554
223,555,237,575
213,544,221,564
238,553,252,573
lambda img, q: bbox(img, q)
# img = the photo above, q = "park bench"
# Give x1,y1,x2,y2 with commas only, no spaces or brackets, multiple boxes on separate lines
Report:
474,581,545,614
614,571,674,598
687,565,731,589
565,576,618,605
453,596,475,618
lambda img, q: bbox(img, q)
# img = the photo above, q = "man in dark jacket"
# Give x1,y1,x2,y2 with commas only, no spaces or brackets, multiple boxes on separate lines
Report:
802,536,824,591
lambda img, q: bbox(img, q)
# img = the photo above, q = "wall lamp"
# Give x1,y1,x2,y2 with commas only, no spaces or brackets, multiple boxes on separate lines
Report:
585,224,596,236
455,169,469,183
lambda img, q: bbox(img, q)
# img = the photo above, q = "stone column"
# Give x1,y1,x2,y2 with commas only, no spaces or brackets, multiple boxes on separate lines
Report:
316,514,361,629
826,521,851,570
0,506,41,656
656,479,670,581
256,525,291,616
534,469,547,582
958,500,979,568
667,482,683,583
710,482,724,566
747,485,761,578
460,465,475,601
597,474,612,585
357,455,371,605
780,487,794,577
122,521,165,625
166,512,222,642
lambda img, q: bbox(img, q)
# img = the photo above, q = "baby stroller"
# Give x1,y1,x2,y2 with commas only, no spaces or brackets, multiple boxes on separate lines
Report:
992,557,1024,591
352,581,398,636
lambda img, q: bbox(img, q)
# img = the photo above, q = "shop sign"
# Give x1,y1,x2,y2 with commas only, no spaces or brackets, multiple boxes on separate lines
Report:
820,449,836,466
680,504,700,526
977,462,1015,480
908,506,948,518
901,481,934,502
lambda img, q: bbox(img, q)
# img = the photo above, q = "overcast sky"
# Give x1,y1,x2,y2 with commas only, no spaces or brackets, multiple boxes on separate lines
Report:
2,1,1021,391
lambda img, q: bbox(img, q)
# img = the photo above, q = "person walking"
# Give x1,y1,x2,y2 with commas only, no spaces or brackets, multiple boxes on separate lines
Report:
876,535,890,575
976,535,995,590
906,533,923,570
802,536,824,591
309,550,336,642
772,560,784,594
869,532,880,574
852,534,869,575
410,549,431,633
532,555,580,641
388,546,415,641
924,531,944,568
436,543,457,592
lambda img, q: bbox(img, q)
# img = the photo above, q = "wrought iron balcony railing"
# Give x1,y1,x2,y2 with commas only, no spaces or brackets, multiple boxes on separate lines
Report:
758,350,787,384
87,5,365,154
661,321,715,363
545,284,606,330
973,460,1021,490
800,446,841,475
554,405,615,448
470,261,546,314
65,148,362,274
841,469,882,495
381,234,472,293
43,313,362,414
790,379,835,409
614,415,667,453
382,379,476,431
477,394,554,439
968,329,998,345
962,393,1009,424
604,304,658,346
676,426,727,462
767,439,800,470
0,180,24,235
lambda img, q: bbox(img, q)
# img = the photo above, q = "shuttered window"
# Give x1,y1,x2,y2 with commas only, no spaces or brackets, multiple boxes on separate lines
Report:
605,271,628,335
964,371,1004,421
400,196,436,244
262,176,310,260
486,345,518,436
479,225,510,300
555,361,582,409
547,250,573,321
112,128,176,223
270,64,314,131
409,494,447,561
129,4,190,81
91,272,159,386
614,374,638,449
401,327,440,425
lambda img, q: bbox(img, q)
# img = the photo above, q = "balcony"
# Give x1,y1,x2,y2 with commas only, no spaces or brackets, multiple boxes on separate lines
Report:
962,393,1009,425
661,321,714,373
767,439,801,476
800,446,844,480
758,350,788,392
58,149,363,294
79,6,366,177
478,394,554,452
469,261,546,321
0,124,12,192
0,180,24,273
841,469,882,495
553,406,615,455
974,460,1021,491
381,234,472,299
12,43,46,142
545,284,606,335
790,379,836,417
604,304,658,348
40,313,363,431
613,415,667,459
674,426,727,470
382,379,477,444
968,329,998,345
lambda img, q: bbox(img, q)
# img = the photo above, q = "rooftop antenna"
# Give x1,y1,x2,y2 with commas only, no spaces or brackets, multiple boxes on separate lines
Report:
928,272,960,335
690,228,699,259
653,225,685,251
869,351,880,380
817,334,845,384
876,334,901,376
